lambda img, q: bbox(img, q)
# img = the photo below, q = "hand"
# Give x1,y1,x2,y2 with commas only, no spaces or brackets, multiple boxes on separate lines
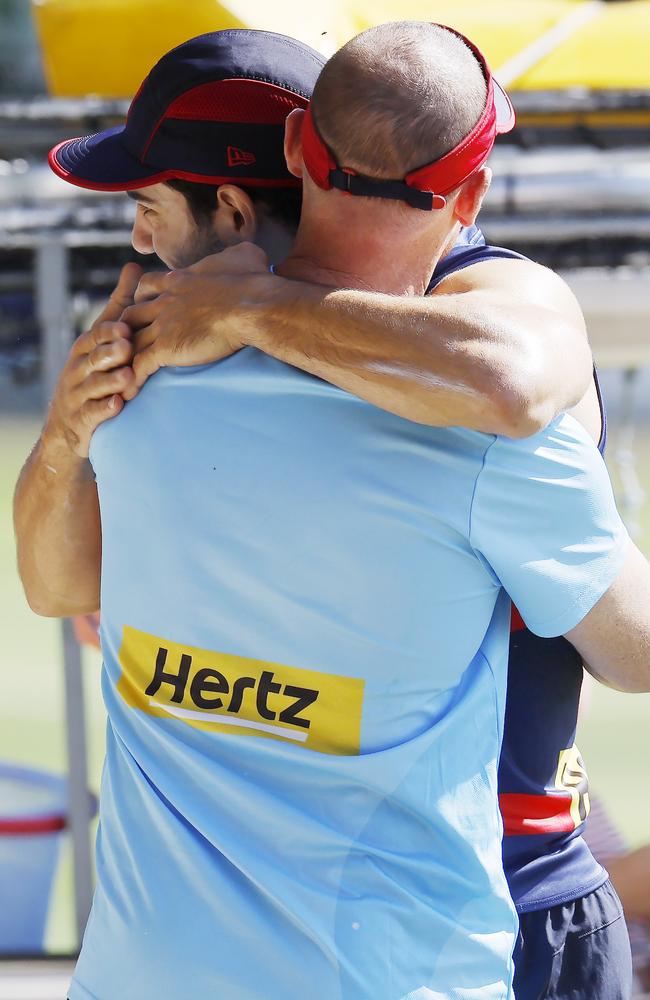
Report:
120,242,281,397
43,263,142,458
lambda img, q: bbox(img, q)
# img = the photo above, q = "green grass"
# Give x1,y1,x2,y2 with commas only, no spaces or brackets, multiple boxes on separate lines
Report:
2,383,650,955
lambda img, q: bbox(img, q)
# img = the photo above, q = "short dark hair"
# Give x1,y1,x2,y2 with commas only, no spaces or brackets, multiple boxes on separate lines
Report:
165,177,302,232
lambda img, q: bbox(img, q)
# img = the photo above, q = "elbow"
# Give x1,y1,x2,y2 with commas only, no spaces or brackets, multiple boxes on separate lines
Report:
605,679,650,695
598,677,650,694
613,677,650,694
23,588,84,618
27,598,70,618
22,587,53,617
480,311,591,439
19,571,99,619
486,377,555,439
583,662,650,695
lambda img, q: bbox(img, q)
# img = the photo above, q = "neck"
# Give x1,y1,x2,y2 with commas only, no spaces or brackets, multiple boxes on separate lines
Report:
277,208,457,295
254,213,295,265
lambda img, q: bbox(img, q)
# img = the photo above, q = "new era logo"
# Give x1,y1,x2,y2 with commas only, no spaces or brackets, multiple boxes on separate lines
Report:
227,146,256,167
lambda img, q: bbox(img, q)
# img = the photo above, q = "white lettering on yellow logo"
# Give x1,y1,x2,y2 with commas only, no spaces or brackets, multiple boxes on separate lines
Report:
117,625,365,755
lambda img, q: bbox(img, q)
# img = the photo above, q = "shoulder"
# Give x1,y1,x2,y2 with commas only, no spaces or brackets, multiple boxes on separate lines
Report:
428,225,528,292
429,227,578,306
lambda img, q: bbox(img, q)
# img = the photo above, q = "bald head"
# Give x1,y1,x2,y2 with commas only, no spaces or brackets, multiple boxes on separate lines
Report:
311,22,488,181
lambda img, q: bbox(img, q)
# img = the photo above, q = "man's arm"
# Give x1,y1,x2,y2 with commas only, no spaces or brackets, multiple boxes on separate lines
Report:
13,264,140,616
122,243,592,438
250,257,591,437
15,434,104,616
467,411,650,693
566,543,650,693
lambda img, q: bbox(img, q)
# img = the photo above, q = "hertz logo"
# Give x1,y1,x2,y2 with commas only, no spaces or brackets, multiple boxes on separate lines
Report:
117,626,365,755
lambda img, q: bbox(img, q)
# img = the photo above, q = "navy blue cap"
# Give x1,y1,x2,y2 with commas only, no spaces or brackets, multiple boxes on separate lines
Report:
49,29,325,191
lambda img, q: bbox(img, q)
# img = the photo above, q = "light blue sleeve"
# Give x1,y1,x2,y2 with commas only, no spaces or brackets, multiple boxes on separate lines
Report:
469,413,629,638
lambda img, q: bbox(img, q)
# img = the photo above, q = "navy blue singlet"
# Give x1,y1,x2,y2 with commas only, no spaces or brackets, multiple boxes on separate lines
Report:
429,226,608,912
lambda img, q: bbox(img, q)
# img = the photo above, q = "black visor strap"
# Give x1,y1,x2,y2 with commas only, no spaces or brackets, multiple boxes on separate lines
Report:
329,168,446,212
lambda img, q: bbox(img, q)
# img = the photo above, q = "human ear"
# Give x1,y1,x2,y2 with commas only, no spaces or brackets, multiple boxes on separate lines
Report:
284,108,306,179
453,166,492,227
214,185,258,242
130,203,155,255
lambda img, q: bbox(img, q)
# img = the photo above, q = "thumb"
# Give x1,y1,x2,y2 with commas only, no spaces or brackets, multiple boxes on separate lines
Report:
97,263,144,324
130,344,163,393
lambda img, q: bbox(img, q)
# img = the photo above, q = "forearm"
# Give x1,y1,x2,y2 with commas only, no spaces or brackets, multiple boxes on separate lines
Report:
247,279,589,437
566,543,650,694
14,430,102,616
12,265,142,617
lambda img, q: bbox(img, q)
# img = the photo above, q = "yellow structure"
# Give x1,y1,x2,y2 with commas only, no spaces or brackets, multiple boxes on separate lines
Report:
352,0,580,71
31,0,356,98
520,0,650,89
31,0,650,98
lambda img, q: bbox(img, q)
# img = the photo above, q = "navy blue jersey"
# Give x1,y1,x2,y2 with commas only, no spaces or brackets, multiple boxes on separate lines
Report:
429,226,607,912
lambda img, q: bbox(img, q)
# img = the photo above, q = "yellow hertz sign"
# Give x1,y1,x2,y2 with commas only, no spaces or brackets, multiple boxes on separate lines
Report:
117,626,365,755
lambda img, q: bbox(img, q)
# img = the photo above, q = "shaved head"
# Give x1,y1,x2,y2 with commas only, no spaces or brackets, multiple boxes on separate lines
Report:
310,22,488,181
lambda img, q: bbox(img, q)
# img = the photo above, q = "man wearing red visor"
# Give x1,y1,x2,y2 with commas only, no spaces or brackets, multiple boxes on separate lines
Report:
299,27,514,211
16,24,638,1000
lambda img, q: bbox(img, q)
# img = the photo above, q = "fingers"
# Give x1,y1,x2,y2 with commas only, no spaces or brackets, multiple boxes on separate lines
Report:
77,394,125,449
129,345,162,395
121,297,165,332
89,319,131,353
71,320,131,360
132,324,158,356
134,270,170,303
96,263,143,323
81,394,123,421
49,314,138,459
70,365,135,406
67,326,135,404
63,393,125,458
83,334,133,378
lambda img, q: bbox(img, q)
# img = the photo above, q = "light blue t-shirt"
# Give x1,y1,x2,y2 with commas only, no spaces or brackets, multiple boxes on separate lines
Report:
73,348,627,1000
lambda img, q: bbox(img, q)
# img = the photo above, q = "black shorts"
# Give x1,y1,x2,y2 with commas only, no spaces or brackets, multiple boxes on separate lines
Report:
513,879,633,1000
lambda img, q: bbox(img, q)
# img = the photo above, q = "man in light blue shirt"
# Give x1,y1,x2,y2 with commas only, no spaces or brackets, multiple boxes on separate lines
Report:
32,22,650,1000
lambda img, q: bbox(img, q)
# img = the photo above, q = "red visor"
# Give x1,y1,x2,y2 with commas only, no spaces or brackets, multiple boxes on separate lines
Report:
302,24,515,211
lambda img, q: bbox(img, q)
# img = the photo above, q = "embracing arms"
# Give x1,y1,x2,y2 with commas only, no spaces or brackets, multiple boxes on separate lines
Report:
14,242,593,618
122,243,592,437
13,265,141,616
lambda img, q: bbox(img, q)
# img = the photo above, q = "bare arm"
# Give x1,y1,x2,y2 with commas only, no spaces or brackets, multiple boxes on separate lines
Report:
250,258,591,436
565,542,650,693
123,244,592,437
13,265,140,617
14,433,103,615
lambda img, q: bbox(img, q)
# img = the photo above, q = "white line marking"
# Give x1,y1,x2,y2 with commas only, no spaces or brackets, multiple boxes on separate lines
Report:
496,0,605,88
149,700,309,741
